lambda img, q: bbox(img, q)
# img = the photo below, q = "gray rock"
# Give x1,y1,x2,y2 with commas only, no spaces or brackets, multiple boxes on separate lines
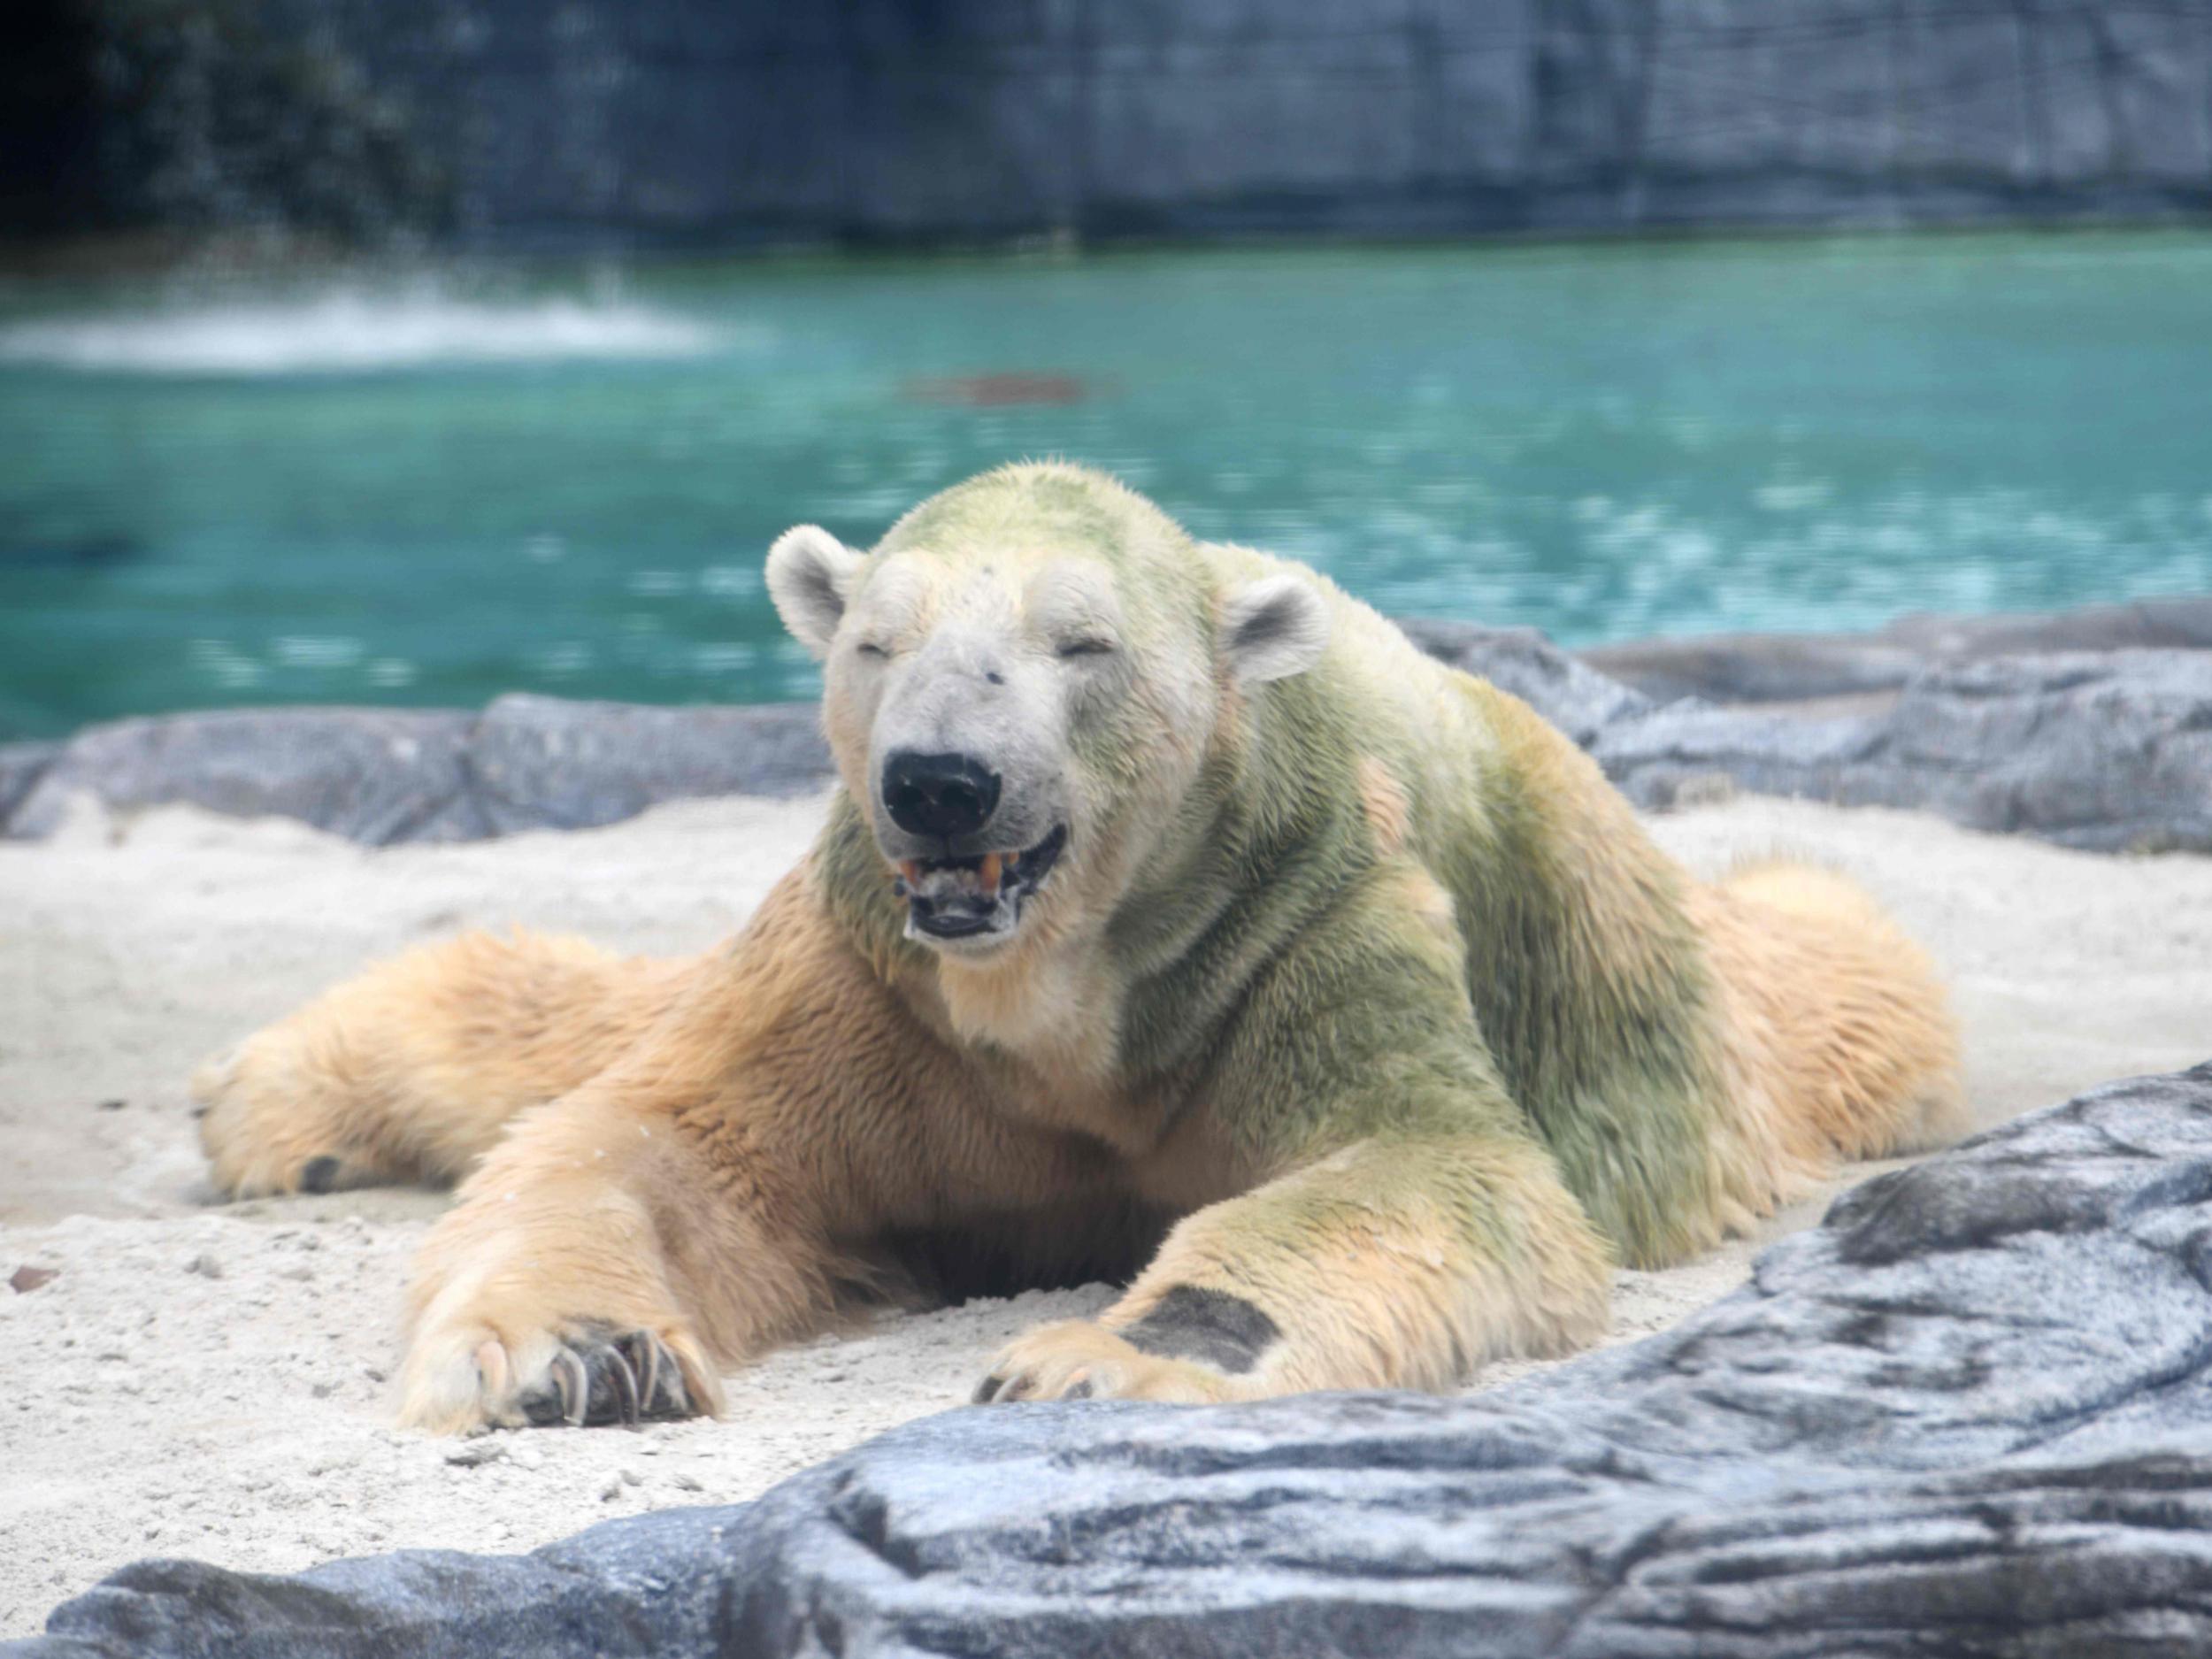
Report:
8,610,2208,853
1584,595,2212,704
1594,696,1886,807
469,695,832,835
1396,619,1652,747
1601,649,2212,852
6,708,483,846
3,701,831,847
15,1062,2212,1658
1884,595,2212,663
1582,634,1929,707
0,742,58,826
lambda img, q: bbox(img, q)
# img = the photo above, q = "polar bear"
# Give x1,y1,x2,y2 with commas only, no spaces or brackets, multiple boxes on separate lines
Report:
196,462,1962,1431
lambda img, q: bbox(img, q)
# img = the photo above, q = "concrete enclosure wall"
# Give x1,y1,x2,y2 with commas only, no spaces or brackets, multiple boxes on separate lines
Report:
65,0,2212,246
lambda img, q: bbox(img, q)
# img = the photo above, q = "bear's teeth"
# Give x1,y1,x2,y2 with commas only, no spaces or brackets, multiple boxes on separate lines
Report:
978,853,1002,896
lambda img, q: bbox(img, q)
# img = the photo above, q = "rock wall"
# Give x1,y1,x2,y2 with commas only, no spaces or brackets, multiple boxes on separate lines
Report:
71,0,2212,247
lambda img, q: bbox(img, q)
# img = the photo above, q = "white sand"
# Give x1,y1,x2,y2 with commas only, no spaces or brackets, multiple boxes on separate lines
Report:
4,790,2210,1633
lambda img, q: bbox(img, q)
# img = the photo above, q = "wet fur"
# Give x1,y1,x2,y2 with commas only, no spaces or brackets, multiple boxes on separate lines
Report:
196,464,1962,1430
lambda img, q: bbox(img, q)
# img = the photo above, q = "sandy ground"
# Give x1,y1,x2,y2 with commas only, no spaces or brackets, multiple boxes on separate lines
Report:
4,791,2211,1634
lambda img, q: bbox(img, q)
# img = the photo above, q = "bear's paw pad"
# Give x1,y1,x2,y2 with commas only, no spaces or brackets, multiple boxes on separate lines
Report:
972,1319,1242,1406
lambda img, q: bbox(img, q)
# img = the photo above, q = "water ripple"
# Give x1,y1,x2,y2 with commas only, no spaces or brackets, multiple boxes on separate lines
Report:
0,295,728,376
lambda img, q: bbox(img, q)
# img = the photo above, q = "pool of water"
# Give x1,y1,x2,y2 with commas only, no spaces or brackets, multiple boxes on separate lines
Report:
3,232,2209,740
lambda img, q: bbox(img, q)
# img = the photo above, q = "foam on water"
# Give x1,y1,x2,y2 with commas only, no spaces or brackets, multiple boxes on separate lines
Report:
0,293,725,375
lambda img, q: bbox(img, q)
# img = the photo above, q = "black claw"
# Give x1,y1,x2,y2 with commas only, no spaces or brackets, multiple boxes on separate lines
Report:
972,1373,1006,1405
618,1330,691,1420
581,1340,641,1428
620,1330,661,1416
1064,1380,1094,1400
518,1348,588,1428
552,1348,588,1427
298,1156,342,1194
649,1346,693,1420
518,1327,701,1430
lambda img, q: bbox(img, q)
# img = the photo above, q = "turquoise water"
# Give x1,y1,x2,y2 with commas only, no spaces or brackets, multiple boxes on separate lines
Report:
3,232,2209,740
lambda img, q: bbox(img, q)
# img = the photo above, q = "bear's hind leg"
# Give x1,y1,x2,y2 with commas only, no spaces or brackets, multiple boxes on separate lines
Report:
1694,862,1965,1185
196,929,694,1198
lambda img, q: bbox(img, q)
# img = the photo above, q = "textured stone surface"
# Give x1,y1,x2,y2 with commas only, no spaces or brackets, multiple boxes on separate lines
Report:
9,618,2212,852
467,695,837,835
67,0,2212,248
0,632,1625,843
13,1062,2212,1656
1600,650,2212,852
6,707,482,845
1396,619,1652,747
4,699,829,845
1586,595,2212,704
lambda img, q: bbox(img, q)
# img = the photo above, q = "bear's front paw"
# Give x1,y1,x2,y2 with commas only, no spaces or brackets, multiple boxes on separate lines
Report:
507,1321,700,1428
401,1311,719,1434
972,1320,1245,1405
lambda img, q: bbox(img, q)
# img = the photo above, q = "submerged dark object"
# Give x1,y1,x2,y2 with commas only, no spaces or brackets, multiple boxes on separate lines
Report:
0,533,142,568
902,373,1090,406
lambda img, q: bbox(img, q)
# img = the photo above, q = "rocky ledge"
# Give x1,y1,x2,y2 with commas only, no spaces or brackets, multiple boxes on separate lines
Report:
5,597,2210,852
1578,595,2212,707
12,1060,2212,1657
0,696,831,847
1597,652,2212,852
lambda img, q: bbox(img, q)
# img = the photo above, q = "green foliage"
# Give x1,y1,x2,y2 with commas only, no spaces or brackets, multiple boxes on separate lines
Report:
80,0,449,242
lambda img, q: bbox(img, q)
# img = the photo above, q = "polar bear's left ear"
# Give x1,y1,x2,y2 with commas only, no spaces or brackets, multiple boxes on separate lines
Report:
765,526,864,660
1221,573,1331,685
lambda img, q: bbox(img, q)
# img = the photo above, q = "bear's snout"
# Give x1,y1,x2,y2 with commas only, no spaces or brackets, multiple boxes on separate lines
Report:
881,749,1002,842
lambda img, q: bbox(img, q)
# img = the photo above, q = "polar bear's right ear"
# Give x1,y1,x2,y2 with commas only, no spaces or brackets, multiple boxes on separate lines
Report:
765,526,864,660
1221,572,1331,685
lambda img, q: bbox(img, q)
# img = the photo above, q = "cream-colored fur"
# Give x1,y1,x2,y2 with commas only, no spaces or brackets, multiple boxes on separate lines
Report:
193,464,1962,1431
196,930,691,1197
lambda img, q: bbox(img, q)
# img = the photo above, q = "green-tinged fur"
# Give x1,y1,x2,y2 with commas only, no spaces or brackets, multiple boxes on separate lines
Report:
212,457,1955,1426
819,461,1741,1271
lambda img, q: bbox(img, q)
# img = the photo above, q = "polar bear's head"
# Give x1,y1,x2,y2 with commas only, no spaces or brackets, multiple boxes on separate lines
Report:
766,463,1331,958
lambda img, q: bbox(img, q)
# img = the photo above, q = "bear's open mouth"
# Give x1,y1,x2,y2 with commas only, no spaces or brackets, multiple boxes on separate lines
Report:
893,824,1069,943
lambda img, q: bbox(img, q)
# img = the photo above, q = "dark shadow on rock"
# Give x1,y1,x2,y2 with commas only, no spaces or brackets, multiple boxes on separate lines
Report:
0,741,59,825
13,1063,2212,1657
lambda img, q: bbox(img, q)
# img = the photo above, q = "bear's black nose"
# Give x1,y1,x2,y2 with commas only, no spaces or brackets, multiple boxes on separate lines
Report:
882,750,1002,841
